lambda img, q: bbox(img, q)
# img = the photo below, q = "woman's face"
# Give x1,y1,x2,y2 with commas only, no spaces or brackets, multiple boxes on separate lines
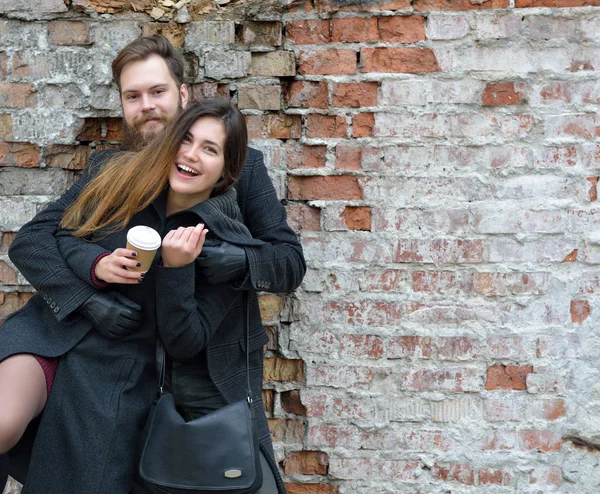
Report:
168,116,227,208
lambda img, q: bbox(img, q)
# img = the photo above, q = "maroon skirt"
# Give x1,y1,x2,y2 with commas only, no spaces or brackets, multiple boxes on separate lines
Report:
32,355,59,396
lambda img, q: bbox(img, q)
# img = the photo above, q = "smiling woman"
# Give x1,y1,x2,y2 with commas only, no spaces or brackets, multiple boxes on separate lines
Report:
168,116,228,214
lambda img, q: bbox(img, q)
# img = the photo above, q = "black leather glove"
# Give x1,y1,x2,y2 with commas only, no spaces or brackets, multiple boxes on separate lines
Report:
196,241,249,284
79,291,143,339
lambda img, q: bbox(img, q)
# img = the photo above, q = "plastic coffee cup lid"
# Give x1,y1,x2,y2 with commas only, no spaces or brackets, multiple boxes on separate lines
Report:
127,226,161,250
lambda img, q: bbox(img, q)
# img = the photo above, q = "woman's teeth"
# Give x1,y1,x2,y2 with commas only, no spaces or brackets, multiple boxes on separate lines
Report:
177,164,199,176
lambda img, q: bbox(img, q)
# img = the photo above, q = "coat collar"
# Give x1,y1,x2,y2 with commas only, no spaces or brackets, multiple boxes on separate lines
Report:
151,187,263,247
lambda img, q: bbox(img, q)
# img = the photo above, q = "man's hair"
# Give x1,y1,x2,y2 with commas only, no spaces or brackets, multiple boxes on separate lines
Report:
112,34,185,90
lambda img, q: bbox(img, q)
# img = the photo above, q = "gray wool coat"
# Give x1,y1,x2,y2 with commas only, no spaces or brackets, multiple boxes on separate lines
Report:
1,148,305,494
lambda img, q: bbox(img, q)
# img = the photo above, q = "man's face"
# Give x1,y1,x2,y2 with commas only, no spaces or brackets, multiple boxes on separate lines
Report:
119,54,188,148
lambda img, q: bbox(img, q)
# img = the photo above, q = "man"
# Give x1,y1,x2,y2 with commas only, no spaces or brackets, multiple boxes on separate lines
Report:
2,35,304,492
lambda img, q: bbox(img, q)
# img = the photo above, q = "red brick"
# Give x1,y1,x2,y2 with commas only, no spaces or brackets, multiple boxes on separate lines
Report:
285,81,328,109
395,239,483,263
433,463,474,485
332,18,378,42
486,365,533,391
529,466,562,487
315,0,411,11
189,83,229,101
563,249,578,262
438,337,478,360
12,52,48,78
0,52,8,80
76,117,123,142
587,177,598,201
236,21,282,47
284,483,339,494
517,0,600,6
0,261,19,285
378,15,425,43
0,233,16,255
415,0,509,10
571,299,591,324
332,82,378,108
353,112,375,137
281,390,307,415
286,19,330,45
483,82,526,106
540,82,573,103
283,451,328,475
362,269,406,292
404,367,480,392
246,114,302,139
335,145,362,170
45,144,90,170
48,20,90,45
268,418,305,443
262,389,274,413
0,142,40,167
263,358,303,382
518,430,562,452
141,22,185,48
361,47,438,73
0,83,36,107
307,114,348,138
479,469,513,486
340,206,371,231
285,204,321,231
286,145,327,170
411,271,456,293
0,292,34,320
288,176,362,200
299,49,357,75
539,399,567,421
340,334,383,358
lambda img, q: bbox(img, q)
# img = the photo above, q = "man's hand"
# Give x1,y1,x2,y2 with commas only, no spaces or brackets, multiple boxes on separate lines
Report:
79,291,143,339
196,240,248,284
96,248,144,284
162,224,208,268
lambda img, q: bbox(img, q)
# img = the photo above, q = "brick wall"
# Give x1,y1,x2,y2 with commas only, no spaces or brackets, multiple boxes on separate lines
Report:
2,0,600,492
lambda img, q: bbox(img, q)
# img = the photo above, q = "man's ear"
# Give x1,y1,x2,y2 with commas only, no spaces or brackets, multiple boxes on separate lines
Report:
180,84,189,109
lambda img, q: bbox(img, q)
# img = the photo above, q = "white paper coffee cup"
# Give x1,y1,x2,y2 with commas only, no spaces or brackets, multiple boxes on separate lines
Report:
126,225,161,273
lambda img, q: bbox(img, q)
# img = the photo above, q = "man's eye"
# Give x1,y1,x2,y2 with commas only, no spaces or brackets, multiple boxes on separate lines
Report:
126,95,138,100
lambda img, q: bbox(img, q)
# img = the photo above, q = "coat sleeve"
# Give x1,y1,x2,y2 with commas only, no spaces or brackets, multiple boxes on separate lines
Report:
7,152,106,322
154,262,238,360
235,148,306,293
55,231,110,287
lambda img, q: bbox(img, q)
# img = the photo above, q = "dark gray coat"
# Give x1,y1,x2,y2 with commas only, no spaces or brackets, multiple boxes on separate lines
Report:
2,148,305,493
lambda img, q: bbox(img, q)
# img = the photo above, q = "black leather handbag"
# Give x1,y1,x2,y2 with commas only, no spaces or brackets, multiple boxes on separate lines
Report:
139,292,263,493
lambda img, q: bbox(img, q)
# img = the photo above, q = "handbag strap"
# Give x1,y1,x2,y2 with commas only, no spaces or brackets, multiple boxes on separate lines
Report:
156,290,252,402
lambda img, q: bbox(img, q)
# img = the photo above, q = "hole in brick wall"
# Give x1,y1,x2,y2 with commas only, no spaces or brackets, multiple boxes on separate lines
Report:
564,436,600,453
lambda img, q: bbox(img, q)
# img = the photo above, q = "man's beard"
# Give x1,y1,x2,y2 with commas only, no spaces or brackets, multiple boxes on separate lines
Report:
123,100,182,151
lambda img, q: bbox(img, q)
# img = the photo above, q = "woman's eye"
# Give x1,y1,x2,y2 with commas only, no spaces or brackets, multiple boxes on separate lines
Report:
205,147,217,154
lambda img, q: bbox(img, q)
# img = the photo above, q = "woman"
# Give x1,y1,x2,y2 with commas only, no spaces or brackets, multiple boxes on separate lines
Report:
0,99,286,493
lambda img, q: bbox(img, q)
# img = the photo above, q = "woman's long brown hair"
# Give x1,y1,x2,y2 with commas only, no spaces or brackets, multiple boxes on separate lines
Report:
61,99,248,237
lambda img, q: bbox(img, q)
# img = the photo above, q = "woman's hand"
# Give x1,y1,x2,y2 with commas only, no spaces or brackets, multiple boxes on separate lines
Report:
95,248,144,284
162,224,208,268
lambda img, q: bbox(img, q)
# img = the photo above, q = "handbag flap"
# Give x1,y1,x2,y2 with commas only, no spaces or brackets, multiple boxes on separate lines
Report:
139,394,259,490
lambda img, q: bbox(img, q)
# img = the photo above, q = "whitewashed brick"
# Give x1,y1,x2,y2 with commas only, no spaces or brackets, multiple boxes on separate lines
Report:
204,50,250,79
425,14,470,40
380,79,429,106
185,21,235,48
